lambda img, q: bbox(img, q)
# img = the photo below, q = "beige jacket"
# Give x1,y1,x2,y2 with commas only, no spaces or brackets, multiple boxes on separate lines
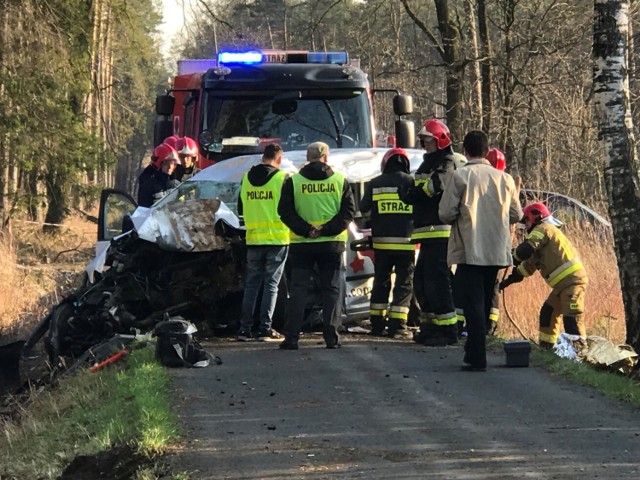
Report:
439,159,522,266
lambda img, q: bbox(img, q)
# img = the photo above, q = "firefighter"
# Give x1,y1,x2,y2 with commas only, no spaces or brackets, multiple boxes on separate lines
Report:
236,143,289,342
163,135,180,150
360,148,415,338
399,119,458,347
485,147,508,336
499,202,588,348
172,136,199,182
137,143,179,207
277,142,356,349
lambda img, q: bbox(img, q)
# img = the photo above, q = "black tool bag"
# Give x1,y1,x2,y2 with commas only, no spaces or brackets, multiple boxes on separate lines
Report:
153,317,218,368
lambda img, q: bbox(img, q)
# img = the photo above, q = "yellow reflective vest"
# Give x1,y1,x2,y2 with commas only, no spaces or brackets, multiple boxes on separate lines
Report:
290,172,347,244
241,170,290,245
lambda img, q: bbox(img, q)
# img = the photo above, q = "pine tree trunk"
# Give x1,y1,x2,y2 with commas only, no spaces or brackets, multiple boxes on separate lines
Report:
593,0,640,351
464,0,483,129
0,6,8,221
435,0,464,144
477,0,494,137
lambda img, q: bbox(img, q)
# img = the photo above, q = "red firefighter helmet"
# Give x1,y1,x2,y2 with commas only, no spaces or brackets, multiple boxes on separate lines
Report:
176,136,199,157
163,135,180,149
151,143,179,169
417,119,451,149
486,148,506,171
381,148,410,173
521,202,551,228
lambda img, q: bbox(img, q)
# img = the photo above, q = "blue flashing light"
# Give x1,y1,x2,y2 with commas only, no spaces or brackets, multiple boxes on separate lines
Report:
307,52,349,65
218,51,263,65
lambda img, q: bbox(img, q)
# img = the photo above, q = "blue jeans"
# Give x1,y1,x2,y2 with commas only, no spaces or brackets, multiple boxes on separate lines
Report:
240,245,289,332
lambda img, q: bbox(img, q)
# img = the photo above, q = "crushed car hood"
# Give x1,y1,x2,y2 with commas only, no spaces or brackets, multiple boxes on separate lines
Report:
130,147,425,252
191,147,426,183
87,148,423,281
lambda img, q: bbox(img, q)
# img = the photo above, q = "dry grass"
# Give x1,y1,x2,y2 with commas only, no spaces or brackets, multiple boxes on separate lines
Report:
0,215,629,346
497,225,626,344
0,214,97,339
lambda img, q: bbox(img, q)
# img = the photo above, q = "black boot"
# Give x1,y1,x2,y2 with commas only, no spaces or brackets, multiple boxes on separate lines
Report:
387,318,412,340
369,315,386,337
423,325,458,347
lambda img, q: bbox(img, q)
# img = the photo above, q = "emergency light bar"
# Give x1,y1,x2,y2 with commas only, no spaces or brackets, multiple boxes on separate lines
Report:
217,51,263,65
217,49,349,66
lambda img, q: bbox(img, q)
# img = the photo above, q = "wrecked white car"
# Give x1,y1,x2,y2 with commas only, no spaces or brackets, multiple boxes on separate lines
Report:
36,148,425,360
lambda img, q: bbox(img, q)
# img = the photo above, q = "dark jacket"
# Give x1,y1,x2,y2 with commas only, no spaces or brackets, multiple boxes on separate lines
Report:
278,161,356,254
137,165,174,207
171,164,197,182
360,161,414,249
237,163,283,217
398,146,456,241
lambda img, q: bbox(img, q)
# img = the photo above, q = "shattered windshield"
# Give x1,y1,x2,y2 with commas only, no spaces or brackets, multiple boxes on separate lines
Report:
154,180,242,215
201,90,372,158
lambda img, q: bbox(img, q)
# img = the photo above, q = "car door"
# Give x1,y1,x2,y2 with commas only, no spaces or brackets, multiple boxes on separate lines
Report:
97,188,138,241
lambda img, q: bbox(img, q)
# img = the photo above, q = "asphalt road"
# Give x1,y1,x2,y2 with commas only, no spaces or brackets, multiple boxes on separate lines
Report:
167,334,640,479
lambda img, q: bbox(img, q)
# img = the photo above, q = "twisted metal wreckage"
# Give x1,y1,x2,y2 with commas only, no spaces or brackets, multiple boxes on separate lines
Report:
2,148,618,388
18,148,399,372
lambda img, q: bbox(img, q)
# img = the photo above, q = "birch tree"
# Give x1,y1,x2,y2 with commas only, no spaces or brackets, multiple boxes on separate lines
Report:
593,0,640,350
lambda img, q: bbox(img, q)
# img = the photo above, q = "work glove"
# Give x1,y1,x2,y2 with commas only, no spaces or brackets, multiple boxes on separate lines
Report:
422,173,443,197
511,248,522,267
499,270,524,291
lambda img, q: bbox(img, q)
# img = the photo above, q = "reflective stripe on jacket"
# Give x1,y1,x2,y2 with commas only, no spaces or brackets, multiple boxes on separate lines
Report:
360,170,414,252
290,172,347,243
516,223,588,289
397,149,456,244
241,170,289,245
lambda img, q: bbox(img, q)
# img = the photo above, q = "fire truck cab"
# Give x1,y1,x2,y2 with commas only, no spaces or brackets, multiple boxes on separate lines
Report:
154,50,415,168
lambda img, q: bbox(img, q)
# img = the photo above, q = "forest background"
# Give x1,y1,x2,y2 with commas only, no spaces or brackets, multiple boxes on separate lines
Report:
0,0,638,346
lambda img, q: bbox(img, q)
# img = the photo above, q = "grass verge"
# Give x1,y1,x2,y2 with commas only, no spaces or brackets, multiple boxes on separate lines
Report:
487,336,640,406
0,345,179,479
531,347,640,404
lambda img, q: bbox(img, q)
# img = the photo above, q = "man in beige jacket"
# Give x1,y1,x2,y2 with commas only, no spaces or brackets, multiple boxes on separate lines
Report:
439,131,522,371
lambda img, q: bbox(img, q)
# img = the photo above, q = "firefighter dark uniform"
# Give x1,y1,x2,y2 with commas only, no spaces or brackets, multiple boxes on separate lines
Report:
501,203,588,348
400,145,458,346
360,148,415,338
277,142,356,349
137,144,179,207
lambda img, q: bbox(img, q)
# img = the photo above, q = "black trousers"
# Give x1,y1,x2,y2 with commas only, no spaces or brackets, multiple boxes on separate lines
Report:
453,264,500,368
370,250,415,325
284,251,344,342
414,240,455,314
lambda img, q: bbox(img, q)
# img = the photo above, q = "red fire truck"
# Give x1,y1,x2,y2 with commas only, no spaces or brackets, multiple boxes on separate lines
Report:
154,49,415,168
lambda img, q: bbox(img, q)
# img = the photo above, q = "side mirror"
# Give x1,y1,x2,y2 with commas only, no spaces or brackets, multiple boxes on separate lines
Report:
153,119,173,147
156,95,175,116
395,120,415,149
198,130,213,148
393,95,413,116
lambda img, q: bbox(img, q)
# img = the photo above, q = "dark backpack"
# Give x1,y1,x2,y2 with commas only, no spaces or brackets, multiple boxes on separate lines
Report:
153,318,219,367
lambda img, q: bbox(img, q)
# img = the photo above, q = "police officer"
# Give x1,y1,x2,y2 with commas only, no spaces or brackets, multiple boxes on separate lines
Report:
360,148,415,338
399,119,458,347
236,143,289,342
137,143,179,207
500,202,588,348
277,142,356,349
